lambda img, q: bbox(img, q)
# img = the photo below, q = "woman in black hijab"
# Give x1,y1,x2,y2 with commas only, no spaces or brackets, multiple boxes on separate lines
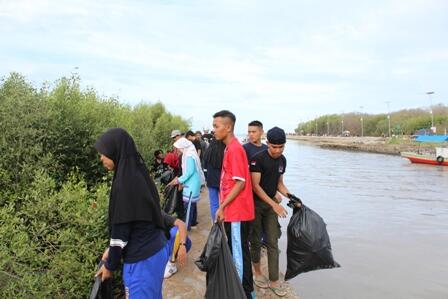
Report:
94,128,168,299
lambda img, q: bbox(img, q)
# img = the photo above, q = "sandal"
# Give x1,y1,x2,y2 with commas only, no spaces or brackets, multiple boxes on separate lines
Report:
253,275,269,289
270,284,288,297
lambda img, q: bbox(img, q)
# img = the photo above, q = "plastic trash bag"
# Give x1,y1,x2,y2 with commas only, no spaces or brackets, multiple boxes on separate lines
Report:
195,223,246,299
159,169,174,185
89,260,113,299
285,201,340,280
162,185,178,214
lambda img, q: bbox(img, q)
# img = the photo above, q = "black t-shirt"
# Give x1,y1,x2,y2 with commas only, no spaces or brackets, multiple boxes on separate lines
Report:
243,142,268,162
204,162,221,188
151,160,168,178
106,221,166,271
249,150,286,204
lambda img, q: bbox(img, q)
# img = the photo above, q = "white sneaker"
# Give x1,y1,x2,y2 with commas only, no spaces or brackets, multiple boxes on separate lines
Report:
164,261,178,279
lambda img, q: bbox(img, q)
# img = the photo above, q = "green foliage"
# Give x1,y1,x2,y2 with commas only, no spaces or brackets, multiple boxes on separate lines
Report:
297,105,448,136
0,72,189,193
0,72,189,297
0,171,109,298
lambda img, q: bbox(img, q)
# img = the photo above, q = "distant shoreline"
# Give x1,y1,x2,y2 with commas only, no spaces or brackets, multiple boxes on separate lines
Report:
286,135,436,156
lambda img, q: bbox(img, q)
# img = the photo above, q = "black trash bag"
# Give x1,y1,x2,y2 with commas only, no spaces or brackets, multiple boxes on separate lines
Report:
162,185,178,214
195,223,246,299
89,260,113,299
285,202,340,280
159,169,174,185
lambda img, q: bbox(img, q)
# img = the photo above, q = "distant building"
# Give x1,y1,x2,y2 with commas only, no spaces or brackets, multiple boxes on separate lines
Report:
414,129,433,136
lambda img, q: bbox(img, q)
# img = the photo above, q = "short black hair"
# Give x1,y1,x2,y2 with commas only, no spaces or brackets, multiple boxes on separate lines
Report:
154,149,163,157
248,120,263,128
195,131,202,135
185,130,195,138
213,110,236,126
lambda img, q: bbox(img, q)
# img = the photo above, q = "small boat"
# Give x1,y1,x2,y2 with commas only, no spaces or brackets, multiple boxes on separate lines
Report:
401,135,448,166
401,151,448,166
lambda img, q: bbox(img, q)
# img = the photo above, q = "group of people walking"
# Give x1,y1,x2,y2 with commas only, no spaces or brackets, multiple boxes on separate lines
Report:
93,109,297,298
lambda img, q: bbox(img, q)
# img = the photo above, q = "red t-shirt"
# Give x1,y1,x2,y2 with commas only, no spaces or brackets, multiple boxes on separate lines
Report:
220,137,255,222
164,150,179,170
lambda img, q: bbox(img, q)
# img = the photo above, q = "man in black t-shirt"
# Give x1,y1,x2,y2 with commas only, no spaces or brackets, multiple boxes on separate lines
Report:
243,120,268,161
151,149,169,182
249,126,291,297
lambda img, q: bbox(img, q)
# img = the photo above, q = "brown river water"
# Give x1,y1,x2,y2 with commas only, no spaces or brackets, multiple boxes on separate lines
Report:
277,140,448,299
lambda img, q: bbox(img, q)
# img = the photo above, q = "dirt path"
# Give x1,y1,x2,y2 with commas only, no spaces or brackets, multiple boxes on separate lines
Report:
163,189,300,299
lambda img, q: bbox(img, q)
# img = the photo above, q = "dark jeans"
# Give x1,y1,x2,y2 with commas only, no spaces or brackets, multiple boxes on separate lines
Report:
192,204,198,226
250,200,281,281
183,202,197,231
175,190,185,219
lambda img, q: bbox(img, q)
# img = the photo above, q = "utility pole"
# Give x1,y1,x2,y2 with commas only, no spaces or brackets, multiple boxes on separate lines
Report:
327,120,330,136
426,91,435,132
385,101,391,137
360,106,364,137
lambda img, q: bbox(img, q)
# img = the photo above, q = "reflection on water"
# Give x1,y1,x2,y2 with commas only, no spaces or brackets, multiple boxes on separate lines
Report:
278,141,448,299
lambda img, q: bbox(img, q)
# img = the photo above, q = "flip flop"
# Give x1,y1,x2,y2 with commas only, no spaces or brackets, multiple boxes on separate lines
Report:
270,284,288,297
253,275,269,289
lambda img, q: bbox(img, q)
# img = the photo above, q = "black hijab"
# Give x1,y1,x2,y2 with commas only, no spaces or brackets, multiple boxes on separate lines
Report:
94,128,164,229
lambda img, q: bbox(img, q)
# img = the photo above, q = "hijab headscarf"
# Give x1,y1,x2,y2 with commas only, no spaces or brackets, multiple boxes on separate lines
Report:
173,137,205,184
94,128,165,229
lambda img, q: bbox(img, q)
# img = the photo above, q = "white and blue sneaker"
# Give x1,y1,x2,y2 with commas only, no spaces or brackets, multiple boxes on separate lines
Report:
164,261,178,279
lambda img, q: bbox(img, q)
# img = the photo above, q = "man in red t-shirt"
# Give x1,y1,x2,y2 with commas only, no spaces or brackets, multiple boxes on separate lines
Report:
213,110,255,299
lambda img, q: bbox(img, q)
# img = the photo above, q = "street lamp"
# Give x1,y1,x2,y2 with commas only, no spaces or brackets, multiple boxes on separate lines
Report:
385,101,391,137
426,91,435,131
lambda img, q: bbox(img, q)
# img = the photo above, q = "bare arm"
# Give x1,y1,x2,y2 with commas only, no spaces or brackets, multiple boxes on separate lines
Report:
173,219,187,244
173,218,188,267
277,175,290,197
251,172,287,218
215,180,245,221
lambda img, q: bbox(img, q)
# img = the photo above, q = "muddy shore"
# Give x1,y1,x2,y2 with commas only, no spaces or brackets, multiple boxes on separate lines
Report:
162,189,300,299
286,135,435,156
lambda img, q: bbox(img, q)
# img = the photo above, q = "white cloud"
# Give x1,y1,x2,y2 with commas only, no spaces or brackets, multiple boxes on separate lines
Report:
1,0,447,132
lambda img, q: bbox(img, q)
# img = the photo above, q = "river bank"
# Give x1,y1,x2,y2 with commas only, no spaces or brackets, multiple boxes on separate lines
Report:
162,189,299,299
286,135,436,156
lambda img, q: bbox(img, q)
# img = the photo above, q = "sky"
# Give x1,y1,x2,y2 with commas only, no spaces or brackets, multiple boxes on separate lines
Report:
1,0,447,134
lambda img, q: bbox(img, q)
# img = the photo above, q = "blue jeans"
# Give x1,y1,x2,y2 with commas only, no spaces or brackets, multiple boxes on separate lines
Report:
208,186,220,222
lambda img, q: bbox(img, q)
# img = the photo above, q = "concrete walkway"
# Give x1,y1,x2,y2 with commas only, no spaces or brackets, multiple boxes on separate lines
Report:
163,189,299,299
